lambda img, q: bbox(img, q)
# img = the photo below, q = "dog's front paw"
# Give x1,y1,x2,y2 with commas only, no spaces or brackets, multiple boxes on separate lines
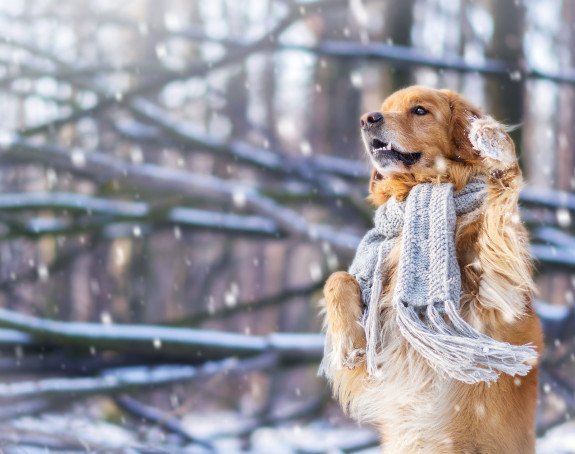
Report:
469,117,516,167
344,348,366,369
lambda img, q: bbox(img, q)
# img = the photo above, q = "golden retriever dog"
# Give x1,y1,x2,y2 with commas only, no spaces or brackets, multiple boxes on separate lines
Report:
321,86,543,453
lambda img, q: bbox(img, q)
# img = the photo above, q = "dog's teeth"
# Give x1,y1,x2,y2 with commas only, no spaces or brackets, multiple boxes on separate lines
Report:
386,143,392,150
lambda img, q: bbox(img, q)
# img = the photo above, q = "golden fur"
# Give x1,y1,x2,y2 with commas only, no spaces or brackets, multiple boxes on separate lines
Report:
321,86,543,453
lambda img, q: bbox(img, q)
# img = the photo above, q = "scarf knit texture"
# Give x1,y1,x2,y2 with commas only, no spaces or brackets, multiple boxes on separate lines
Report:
347,179,537,384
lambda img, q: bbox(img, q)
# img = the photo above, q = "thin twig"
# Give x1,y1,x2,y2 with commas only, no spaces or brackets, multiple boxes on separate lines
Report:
114,394,215,450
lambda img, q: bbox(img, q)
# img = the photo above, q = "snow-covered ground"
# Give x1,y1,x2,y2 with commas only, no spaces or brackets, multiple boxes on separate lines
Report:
537,421,575,454
1,410,574,453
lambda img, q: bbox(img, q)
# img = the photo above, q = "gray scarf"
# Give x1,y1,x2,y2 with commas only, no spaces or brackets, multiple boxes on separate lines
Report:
349,180,537,384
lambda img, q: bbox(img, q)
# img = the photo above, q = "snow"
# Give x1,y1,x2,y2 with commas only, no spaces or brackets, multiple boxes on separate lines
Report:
37,265,49,281
1,404,574,452
100,311,113,325
557,209,572,228
537,421,575,453
11,414,136,447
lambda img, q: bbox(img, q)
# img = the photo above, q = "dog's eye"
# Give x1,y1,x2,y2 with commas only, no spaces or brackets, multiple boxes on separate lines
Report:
412,106,428,116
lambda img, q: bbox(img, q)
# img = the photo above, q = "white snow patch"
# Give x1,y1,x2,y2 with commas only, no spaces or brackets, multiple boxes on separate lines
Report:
537,420,575,453
0,130,15,148
100,311,113,325
70,148,86,168
12,415,135,447
37,265,49,281
556,208,571,228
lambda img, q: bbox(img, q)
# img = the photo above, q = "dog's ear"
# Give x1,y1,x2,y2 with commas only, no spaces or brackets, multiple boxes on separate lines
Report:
440,89,482,162
369,168,383,193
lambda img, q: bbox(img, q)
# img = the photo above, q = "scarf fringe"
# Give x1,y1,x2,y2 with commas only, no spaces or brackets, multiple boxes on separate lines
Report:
394,298,537,384
318,327,336,378
362,242,388,376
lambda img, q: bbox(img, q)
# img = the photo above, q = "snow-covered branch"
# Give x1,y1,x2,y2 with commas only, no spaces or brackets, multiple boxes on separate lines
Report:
0,354,278,400
0,135,360,253
0,308,324,362
0,192,280,239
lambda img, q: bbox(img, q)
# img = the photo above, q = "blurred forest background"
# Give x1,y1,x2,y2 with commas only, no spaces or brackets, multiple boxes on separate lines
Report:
0,0,574,452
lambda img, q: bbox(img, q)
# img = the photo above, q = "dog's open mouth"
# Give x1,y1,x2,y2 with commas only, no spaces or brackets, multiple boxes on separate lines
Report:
371,139,422,166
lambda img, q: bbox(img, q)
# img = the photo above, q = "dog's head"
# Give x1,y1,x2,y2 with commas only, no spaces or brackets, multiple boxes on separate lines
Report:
360,86,483,195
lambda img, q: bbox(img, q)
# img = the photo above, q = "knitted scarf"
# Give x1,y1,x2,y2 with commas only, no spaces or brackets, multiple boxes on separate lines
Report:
348,180,537,384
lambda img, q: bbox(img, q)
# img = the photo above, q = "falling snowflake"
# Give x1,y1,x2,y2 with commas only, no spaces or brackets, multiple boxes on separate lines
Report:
207,295,215,314
71,149,86,168
434,156,447,172
232,190,247,208
0,130,15,148
309,263,322,282
101,312,113,325
509,70,522,81
155,44,167,58
225,282,240,307
137,22,149,35
350,71,363,89
115,248,125,266
130,147,143,163
350,0,369,27
37,265,49,281
556,208,571,228
300,140,312,156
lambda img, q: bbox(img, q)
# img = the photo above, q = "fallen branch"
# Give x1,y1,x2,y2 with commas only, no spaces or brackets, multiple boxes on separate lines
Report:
520,185,575,212
114,395,214,450
0,430,149,454
0,328,33,347
1,137,571,264
530,244,575,267
0,135,359,253
0,399,51,421
0,354,278,400
0,351,176,376
0,192,280,239
533,227,575,249
0,307,324,361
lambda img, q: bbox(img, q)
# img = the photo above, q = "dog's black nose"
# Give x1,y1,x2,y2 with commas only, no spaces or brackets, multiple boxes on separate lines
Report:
360,112,383,129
